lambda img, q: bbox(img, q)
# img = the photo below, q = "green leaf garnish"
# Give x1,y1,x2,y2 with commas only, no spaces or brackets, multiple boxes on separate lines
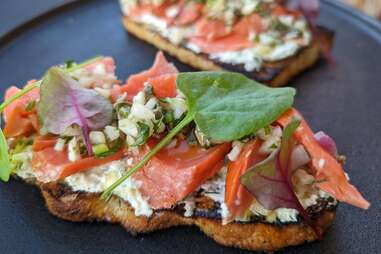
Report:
0,118,11,182
177,72,296,142
101,71,295,200
132,122,151,147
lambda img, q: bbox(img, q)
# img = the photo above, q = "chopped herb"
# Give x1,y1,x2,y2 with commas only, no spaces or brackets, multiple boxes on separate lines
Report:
25,101,36,112
270,19,289,33
93,144,110,157
164,111,175,125
264,126,271,135
143,84,154,97
132,122,151,147
65,60,75,69
254,2,270,17
270,143,278,149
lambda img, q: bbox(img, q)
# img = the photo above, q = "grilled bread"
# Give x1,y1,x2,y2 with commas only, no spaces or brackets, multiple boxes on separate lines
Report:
24,179,335,253
122,17,334,87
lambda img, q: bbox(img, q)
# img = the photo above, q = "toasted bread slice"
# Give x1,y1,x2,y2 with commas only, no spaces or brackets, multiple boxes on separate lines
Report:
122,17,334,87
34,181,336,253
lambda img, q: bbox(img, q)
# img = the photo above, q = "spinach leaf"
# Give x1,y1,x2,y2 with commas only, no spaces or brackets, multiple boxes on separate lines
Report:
177,72,295,142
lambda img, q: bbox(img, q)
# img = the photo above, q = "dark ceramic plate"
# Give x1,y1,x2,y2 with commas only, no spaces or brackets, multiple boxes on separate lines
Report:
0,0,380,253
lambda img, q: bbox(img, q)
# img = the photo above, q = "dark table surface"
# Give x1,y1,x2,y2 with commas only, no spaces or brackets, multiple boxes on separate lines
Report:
0,0,70,37
0,1,380,254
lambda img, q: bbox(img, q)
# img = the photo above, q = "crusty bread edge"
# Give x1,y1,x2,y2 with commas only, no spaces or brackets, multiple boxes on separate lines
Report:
122,17,333,87
40,182,336,253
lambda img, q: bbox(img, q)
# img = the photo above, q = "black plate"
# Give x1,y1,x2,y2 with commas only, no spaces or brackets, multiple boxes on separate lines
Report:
0,0,380,253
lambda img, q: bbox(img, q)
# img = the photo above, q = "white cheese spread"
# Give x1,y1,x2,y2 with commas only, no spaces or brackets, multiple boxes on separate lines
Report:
64,160,153,217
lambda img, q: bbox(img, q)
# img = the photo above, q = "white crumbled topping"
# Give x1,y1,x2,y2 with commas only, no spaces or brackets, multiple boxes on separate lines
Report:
90,131,106,145
138,13,168,31
68,137,81,162
13,147,34,180
273,208,299,223
220,203,232,225
259,33,278,46
257,126,282,154
180,197,196,217
262,41,300,61
104,126,120,141
119,0,138,15
130,100,155,120
54,138,66,152
164,97,187,120
227,141,243,161
185,42,202,54
133,90,145,104
70,60,117,89
62,125,82,137
241,0,260,15
119,118,139,137
145,97,158,110
65,160,153,217
278,15,295,26
318,158,326,168
94,87,111,98
118,88,163,148
166,5,180,18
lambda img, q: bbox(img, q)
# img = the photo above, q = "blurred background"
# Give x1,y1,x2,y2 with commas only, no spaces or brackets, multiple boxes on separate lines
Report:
0,0,380,37
345,0,381,19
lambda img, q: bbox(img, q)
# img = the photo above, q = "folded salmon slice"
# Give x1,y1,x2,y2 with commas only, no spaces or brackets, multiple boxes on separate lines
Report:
277,108,370,209
225,139,267,218
120,52,178,101
3,82,40,137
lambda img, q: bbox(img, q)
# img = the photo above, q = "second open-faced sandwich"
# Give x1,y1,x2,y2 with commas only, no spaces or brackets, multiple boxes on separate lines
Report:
119,0,334,86
0,52,368,252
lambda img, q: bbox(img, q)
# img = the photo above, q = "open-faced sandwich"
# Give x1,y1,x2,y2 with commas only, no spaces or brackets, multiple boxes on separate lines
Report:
119,0,334,86
0,52,368,252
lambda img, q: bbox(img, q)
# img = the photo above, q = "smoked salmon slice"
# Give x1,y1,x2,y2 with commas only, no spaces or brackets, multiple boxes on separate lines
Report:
225,139,267,218
190,14,264,54
32,136,126,182
3,82,40,137
120,52,178,101
277,108,370,209
175,2,204,25
132,138,231,209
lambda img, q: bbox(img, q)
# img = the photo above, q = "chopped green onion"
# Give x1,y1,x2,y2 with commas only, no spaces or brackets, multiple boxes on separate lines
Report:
93,144,110,157
132,122,151,147
25,101,36,112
